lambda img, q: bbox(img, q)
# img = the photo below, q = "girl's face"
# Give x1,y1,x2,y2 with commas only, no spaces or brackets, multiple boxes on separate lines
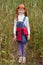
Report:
18,8,25,15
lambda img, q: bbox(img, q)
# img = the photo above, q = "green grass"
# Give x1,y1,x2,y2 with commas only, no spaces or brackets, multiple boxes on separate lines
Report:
0,0,43,65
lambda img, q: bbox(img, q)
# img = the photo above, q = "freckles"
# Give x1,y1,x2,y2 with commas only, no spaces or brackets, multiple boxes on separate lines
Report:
23,9,25,12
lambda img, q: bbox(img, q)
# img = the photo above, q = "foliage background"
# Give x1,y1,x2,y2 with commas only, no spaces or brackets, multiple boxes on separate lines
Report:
0,0,43,65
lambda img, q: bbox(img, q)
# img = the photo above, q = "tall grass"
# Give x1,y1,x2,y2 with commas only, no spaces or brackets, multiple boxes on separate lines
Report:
0,0,43,65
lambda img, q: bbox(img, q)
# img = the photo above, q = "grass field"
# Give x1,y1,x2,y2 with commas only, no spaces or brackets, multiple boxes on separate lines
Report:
0,0,43,65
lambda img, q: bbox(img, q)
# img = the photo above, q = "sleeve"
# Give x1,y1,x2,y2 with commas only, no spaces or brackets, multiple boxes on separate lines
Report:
26,17,30,35
13,19,17,35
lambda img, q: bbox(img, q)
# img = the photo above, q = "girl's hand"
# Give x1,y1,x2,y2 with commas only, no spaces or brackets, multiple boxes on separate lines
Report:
13,35,16,41
27,35,30,40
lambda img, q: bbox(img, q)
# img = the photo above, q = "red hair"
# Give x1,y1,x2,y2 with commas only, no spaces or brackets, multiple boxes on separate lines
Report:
15,4,28,20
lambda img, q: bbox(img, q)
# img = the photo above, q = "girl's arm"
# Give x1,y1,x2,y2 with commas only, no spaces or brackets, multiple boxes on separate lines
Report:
13,19,17,40
26,17,30,40
26,17,30,35
13,19,17,35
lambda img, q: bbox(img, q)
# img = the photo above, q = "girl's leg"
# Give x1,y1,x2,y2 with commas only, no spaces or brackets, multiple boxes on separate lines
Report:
18,42,23,56
22,43,27,57
18,42,23,63
22,43,27,63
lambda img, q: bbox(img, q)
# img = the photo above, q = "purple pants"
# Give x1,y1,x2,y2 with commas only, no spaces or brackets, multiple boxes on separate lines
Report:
18,42,27,57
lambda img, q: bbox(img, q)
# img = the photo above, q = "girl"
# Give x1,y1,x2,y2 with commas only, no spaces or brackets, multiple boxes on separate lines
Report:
13,4,30,63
